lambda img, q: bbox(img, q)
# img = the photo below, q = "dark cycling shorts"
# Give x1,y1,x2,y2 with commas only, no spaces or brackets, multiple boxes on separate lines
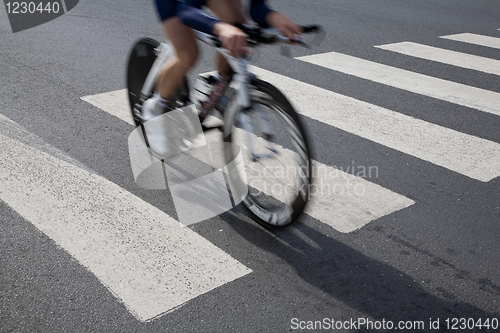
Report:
154,0,204,22
154,0,178,22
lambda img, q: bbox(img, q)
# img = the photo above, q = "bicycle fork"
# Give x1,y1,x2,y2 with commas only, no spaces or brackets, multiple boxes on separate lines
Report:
237,106,278,162
225,52,279,162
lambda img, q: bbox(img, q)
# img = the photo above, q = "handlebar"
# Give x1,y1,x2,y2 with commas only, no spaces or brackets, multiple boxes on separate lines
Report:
236,23,322,46
196,24,322,49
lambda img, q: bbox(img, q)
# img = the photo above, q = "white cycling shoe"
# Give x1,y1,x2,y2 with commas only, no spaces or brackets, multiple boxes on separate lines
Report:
141,97,173,160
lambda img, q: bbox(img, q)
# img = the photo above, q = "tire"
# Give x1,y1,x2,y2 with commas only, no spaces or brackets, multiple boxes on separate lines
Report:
126,38,189,127
126,38,159,127
223,79,312,227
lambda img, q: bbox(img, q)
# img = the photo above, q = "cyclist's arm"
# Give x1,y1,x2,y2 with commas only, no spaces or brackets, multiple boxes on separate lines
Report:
248,0,273,25
176,3,221,35
212,22,248,56
249,0,302,41
265,11,302,41
178,0,272,34
177,2,247,57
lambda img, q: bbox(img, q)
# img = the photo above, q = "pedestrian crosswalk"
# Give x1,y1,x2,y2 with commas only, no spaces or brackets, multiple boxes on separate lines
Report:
296,51,500,116
292,31,500,182
250,66,500,182
3,29,500,322
82,28,500,235
71,28,500,320
82,88,415,233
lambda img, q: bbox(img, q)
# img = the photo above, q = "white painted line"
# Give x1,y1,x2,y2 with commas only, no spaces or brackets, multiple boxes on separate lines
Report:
296,52,500,116
375,42,500,76
251,66,500,182
81,89,134,125
307,160,413,233
83,90,414,232
232,124,414,232
440,33,500,50
0,129,251,322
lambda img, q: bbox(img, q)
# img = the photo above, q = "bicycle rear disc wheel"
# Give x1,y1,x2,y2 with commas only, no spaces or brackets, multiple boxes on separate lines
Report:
126,38,160,126
126,38,189,126
224,79,312,227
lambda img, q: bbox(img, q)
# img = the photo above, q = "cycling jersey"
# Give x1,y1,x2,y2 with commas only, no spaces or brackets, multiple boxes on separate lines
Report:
153,0,273,34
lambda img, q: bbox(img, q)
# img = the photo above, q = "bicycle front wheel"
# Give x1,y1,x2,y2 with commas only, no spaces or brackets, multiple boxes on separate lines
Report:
224,79,312,227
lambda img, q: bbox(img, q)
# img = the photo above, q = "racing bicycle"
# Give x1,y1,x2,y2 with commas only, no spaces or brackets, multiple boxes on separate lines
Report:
126,24,320,227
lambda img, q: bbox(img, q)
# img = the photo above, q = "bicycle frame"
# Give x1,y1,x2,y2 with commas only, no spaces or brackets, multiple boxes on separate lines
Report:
141,31,252,106
139,29,280,162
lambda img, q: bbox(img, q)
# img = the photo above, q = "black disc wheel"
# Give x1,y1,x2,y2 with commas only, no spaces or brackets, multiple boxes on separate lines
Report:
126,38,189,126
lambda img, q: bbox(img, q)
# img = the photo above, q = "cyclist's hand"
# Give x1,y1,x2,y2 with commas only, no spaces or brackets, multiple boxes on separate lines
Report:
267,12,303,43
213,22,248,58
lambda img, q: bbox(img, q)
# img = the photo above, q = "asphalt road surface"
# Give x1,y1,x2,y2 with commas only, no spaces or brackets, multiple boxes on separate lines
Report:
1,0,499,332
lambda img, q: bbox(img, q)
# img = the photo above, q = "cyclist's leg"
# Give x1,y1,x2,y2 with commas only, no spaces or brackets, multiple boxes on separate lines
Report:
156,17,198,100
207,0,247,75
141,2,199,159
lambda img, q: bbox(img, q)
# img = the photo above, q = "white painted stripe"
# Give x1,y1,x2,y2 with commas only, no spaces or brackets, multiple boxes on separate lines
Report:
0,128,251,322
307,160,413,233
440,33,500,50
296,52,500,116
250,66,500,182
375,42,500,76
81,89,135,125
83,90,414,232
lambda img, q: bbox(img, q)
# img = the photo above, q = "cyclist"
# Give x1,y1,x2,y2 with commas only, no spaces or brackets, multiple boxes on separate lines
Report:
142,0,302,158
